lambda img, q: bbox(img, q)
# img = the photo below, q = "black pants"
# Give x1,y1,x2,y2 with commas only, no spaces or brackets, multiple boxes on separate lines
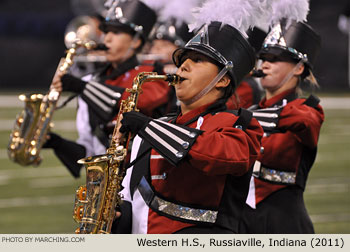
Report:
239,186,314,234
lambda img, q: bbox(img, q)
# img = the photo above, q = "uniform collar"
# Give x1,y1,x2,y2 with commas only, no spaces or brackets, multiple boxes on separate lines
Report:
176,102,214,125
174,99,227,126
259,88,298,108
99,55,139,82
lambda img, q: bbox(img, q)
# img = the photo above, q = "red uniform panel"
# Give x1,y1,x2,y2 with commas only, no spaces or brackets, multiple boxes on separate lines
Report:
236,81,255,108
146,103,263,233
105,65,170,117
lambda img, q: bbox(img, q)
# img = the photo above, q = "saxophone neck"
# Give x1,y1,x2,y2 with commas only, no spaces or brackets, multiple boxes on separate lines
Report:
134,72,183,87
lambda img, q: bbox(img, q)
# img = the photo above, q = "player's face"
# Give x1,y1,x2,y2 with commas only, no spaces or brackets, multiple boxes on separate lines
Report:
175,51,220,104
260,54,300,92
103,31,135,64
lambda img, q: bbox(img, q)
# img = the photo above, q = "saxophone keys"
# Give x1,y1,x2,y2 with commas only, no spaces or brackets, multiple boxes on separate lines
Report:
115,146,126,157
17,117,24,124
73,205,84,221
113,156,124,163
30,148,37,155
19,94,26,101
76,186,87,201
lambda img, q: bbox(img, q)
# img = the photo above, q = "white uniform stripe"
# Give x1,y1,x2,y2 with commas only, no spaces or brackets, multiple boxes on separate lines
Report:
253,112,278,118
245,176,256,209
149,121,188,147
86,84,114,105
151,175,166,180
255,107,281,111
258,120,276,128
154,119,194,137
82,89,111,112
89,80,121,98
120,136,149,233
144,127,178,156
150,155,164,159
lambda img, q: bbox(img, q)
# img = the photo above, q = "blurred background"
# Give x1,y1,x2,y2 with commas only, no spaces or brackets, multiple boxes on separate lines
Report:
0,0,349,233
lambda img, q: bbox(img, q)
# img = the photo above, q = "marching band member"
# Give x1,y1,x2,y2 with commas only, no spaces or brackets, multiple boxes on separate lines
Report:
112,0,268,234
240,19,325,233
145,0,200,113
43,0,170,178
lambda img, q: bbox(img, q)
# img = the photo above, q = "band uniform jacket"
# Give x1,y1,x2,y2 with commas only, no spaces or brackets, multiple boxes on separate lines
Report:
246,88,324,207
121,102,263,233
226,77,263,110
77,63,170,157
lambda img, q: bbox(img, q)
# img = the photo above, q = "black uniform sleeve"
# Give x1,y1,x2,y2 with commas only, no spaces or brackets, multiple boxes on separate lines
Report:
138,119,202,166
42,132,86,178
110,200,132,234
250,106,283,133
61,74,87,93
61,73,125,122
81,80,125,122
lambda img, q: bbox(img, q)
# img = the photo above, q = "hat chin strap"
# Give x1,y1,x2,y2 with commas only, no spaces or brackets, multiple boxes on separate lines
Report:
184,61,233,105
274,59,305,90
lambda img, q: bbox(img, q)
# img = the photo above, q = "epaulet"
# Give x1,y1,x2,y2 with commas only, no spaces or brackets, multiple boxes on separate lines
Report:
138,118,202,166
303,94,320,108
224,108,252,131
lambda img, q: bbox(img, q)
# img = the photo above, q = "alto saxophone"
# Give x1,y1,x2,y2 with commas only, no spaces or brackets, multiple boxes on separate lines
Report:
8,40,97,166
73,72,181,234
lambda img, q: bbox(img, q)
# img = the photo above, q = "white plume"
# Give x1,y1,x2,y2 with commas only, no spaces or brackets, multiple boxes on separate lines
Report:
188,0,274,37
269,0,309,28
159,0,202,27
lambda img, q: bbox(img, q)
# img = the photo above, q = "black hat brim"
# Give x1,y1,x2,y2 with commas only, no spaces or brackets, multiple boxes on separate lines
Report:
99,21,136,36
172,45,237,85
259,45,313,70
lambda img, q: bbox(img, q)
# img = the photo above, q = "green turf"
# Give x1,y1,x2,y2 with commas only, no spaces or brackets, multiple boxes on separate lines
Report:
0,96,349,234
304,107,350,233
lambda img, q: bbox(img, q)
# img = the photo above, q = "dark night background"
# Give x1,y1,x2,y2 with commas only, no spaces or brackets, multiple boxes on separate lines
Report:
0,0,349,92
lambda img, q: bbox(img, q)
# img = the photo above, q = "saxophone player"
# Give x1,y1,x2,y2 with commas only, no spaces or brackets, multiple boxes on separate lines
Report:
111,0,267,234
43,0,171,178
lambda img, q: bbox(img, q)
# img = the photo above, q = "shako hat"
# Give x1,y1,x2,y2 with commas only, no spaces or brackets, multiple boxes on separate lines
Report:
99,0,157,42
173,21,256,87
259,19,321,70
171,0,274,87
149,0,201,47
151,19,194,47
258,0,321,76
247,26,268,55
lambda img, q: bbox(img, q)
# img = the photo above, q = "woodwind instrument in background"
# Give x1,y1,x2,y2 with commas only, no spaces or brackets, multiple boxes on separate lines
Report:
73,72,181,234
8,16,99,166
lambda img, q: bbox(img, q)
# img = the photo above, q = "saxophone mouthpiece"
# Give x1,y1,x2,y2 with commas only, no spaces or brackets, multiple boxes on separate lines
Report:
250,69,266,78
94,44,109,51
166,74,184,86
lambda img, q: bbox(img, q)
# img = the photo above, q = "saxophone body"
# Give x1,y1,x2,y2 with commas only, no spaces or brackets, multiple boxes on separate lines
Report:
8,40,97,166
73,72,181,234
